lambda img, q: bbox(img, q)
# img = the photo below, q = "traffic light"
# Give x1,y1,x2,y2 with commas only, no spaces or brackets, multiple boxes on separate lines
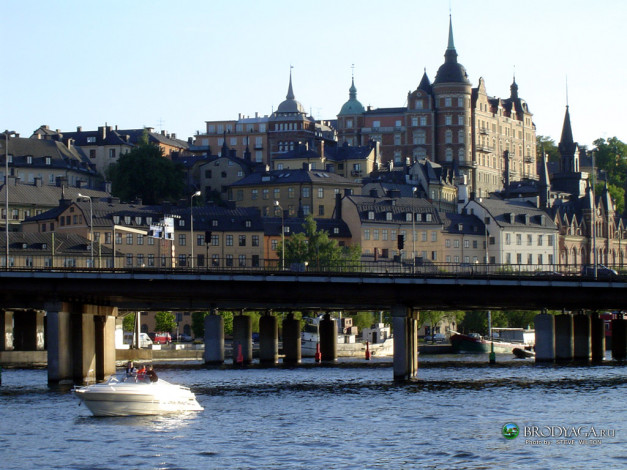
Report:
205,231,212,243
397,234,405,250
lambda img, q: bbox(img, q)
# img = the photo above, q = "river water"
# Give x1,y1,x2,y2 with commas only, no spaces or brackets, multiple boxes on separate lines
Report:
1,356,625,470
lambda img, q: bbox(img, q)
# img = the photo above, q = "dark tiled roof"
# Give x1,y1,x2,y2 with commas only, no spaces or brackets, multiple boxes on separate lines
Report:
263,217,351,238
7,137,95,173
442,212,485,235
0,232,115,255
229,169,358,187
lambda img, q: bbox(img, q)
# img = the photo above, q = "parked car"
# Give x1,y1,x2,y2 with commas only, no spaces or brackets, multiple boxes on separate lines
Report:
123,332,153,348
581,265,618,279
150,332,172,344
431,333,447,343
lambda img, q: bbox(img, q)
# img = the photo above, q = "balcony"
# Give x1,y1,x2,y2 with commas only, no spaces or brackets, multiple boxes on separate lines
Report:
479,127,489,135
476,145,493,153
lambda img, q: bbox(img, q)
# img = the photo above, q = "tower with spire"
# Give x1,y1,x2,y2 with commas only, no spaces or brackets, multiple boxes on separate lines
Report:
551,106,587,197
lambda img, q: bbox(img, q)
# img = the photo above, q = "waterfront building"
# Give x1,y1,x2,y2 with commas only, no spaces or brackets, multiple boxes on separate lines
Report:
32,125,189,177
335,17,537,197
441,212,486,265
198,152,260,204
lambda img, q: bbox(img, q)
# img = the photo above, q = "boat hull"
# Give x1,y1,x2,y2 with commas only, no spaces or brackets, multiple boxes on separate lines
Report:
74,378,203,417
450,334,528,354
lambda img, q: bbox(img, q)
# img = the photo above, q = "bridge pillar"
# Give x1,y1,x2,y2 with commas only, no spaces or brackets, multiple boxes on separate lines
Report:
47,305,73,383
94,312,117,382
282,313,301,364
204,313,224,365
233,314,252,365
534,313,555,362
0,310,14,351
392,306,418,380
555,314,574,362
72,312,97,383
611,318,627,361
13,310,45,351
259,313,278,364
319,313,337,362
590,314,606,362
573,314,591,361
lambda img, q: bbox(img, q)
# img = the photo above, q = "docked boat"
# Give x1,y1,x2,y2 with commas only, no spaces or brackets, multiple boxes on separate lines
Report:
301,315,393,358
450,328,534,354
73,375,203,417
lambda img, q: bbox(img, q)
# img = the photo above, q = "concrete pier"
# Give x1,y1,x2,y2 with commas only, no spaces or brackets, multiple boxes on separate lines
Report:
232,314,252,365
47,307,72,383
0,310,13,351
94,313,116,382
204,313,224,364
611,318,627,361
590,314,606,362
259,313,278,364
282,313,301,364
319,313,337,362
13,310,45,351
573,314,591,361
534,313,555,362
392,306,418,380
554,314,574,362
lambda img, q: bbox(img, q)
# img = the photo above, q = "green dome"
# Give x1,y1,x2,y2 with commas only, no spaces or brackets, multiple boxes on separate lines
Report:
338,78,365,116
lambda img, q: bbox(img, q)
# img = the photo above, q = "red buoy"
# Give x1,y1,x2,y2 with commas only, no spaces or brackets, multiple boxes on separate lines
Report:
365,341,371,360
236,343,244,364
314,342,321,363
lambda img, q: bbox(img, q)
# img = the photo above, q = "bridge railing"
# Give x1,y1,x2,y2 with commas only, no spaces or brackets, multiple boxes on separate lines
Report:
1,254,624,280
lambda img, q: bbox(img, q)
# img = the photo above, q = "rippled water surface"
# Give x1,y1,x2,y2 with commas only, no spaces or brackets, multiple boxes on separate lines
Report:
1,357,626,469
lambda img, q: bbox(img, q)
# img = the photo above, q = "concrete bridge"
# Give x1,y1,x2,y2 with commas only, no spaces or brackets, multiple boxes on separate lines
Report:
0,268,625,382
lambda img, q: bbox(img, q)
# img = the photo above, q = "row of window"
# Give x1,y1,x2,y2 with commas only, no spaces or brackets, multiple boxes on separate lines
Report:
505,253,555,265
367,211,434,222
364,229,438,242
505,233,555,247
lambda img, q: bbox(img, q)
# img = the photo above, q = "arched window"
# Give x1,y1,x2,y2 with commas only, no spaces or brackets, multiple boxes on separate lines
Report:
445,148,453,162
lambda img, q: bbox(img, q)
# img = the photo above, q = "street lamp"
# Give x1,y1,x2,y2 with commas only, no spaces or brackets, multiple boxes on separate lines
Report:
3,130,16,269
78,193,93,267
190,190,201,269
274,200,285,270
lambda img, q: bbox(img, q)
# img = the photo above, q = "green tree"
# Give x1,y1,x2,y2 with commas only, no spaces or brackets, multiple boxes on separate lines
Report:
352,312,375,331
122,312,135,332
191,310,235,338
155,311,177,333
106,135,185,204
536,135,560,163
458,310,507,335
279,214,361,269
592,137,627,214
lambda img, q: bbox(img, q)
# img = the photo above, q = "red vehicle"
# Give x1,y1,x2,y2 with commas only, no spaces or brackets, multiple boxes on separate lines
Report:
150,332,172,344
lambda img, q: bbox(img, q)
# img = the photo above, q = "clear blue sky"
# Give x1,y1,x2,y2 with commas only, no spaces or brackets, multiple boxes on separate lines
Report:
2,0,625,148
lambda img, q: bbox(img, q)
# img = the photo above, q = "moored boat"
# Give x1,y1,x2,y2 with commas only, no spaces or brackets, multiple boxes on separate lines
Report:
73,375,203,417
450,328,534,354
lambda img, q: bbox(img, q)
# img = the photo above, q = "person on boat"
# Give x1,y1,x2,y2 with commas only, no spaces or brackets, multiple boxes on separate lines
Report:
145,365,158,383
125,361,137,378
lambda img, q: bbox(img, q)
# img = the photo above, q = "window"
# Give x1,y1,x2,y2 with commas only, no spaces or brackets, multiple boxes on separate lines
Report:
505,233,511,245
137,254,144,267
179,234,186,246
386,212,392,221
126,233,133,245
318,188,324,198
527,234,532,246
252,235,259,247
239,235,246,246
251,189,258,200
302,187,310,198
239,255,246,267
364,229,370,240
212,254,220,267
262,189,269,200
538,235,543,246
211,234,219,246
126,254,133,266
115,233,122,244
225,255,233,267
445,130,452,144
318,205,324,216
109,149,116,159
368,211,375,220
516,234,522,245
148,254,155,267
137,234,144,245
226,235,233,246
445,115,452,126
454,240,460,248
548,235,554,246
445,239,451,248
445,97,452,107
288,187,294,199
178,255,187,267
197,234,204,246
274,188,280,200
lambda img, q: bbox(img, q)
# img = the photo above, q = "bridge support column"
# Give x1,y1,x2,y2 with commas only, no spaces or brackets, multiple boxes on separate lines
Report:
319,313,337,362
13,310,45,351
611,318,627,361
94,311,117,382
73,312,97,383
282,313,301,364
534,313,555,362
555,314,574,362
392,306,418,380
233,313,252,365
47,305,72,383
573,314,591,361
590,314,606,362
0,310,14,351
259,312,278,364
204,312,224,365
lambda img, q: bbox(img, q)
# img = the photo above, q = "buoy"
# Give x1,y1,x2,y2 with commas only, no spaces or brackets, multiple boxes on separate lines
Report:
236,343,244,365
365,341,371,360
314,342,321,363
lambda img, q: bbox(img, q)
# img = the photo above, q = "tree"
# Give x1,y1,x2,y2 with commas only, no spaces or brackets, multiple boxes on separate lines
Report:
458,310,507,335
536,135,560,163
592,137,627,214
352,312,375,331
122,312,135,332
279,214,361,269
155,311,177,333
191,310,235,338
106,135,185,204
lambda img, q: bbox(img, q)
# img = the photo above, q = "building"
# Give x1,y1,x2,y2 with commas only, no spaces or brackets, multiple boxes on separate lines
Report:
335,17,537,197
32,125,189,177
227,166,361,218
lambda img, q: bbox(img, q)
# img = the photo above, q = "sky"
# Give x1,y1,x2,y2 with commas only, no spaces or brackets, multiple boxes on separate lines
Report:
1,0,625,148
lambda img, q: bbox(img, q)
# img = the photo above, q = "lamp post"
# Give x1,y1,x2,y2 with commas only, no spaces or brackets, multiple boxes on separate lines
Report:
591,150,597,279
190,190,201,269
3,130,16,269
78,193,93,267
274,200,284,270
411,187,417,273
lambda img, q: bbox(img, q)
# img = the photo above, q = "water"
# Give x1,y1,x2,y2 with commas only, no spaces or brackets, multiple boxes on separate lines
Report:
1,356,626,470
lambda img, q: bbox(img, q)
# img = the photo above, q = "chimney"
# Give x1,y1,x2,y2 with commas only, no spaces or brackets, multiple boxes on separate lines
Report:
33,177,42,187
317,140,324,158
335,193,342,220
77,126,82,132
98,126,106,140
171,133,176,139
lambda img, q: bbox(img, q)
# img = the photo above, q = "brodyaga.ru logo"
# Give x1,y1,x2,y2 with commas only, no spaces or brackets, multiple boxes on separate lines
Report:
502,423,520,440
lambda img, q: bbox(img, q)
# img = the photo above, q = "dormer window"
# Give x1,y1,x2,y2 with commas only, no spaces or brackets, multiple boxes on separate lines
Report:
368,211,375,220
45,157,51,165
135,217,142,225
124,216,131,224
416,213,422,222
27,156,33,164
386,212,392,221
405,213,412,222
179,219,185,227
425,213,432,222
333,227,339,234
212,219,218,227
146,217,152,225
87,136,96,143
458,224,463,231
113,216,120,224
245,220,251,228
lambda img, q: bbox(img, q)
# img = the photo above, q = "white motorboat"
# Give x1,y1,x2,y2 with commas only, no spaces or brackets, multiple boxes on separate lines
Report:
73,376,203,417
